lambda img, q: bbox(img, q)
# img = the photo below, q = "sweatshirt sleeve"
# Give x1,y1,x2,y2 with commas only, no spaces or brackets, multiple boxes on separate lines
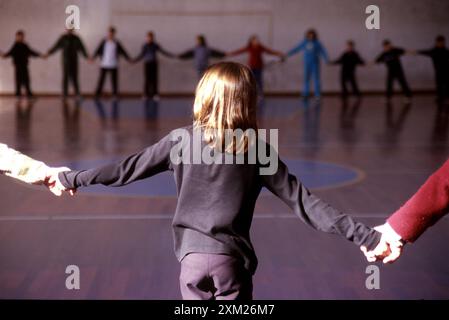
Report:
228,46,248,56
417,49,432,57
4,44,16,58
375,52,385,63
332,53,344,65
48,36,62,55
261,154,381,250
59,132,175,189
318,42,329,62
134,44,146,62
178,49,194,59
261,45,282,56
93,40,104,58
209,48,226,59
356,52,365,65
27,44,41,57
117,41,131,61
387,159,449,242
287,40,306,57
0,143,49,184
77,37,88,58
157,44,175,58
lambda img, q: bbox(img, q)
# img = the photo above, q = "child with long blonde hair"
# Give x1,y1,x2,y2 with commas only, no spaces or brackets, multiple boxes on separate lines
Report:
54,62,382,300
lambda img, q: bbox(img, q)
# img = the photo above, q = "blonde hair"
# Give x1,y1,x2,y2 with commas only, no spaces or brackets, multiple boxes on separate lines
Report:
193,62,258,154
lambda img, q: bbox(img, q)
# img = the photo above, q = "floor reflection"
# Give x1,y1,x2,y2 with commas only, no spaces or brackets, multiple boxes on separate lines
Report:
14,98,35,150
301,97,321,147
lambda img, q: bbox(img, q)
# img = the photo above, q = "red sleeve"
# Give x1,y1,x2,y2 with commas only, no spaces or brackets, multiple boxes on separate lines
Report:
387,159,449,242
228,46,248,56
261,45,281,56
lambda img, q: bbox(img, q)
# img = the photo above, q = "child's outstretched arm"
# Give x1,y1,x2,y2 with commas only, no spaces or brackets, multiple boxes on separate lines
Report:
318,42,329,63
177,49,194,60
286,40,306,57
387,158,449,242
57,133,175,190
261,155,381,251
227,46,248,57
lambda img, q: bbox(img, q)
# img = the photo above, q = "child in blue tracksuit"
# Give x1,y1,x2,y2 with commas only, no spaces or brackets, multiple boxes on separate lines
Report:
287,29,329,98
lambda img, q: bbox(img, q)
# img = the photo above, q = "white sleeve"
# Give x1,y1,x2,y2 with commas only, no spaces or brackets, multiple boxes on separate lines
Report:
0,143,49,183
0,143,16,173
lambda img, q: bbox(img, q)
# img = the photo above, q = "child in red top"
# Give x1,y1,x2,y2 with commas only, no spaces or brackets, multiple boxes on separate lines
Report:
228,35,284,96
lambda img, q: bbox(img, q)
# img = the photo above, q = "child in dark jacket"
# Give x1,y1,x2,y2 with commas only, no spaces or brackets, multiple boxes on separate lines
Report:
333,40,365,97
2,30,43,98
416,35,449,101
133,31,176,99
375,39,412,101
53,62,382,300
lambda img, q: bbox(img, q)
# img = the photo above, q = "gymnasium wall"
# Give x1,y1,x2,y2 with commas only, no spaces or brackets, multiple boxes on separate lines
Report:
0,0,448,95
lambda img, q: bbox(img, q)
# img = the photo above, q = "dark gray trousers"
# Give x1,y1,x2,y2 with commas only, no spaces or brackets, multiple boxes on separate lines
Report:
179,253,253,300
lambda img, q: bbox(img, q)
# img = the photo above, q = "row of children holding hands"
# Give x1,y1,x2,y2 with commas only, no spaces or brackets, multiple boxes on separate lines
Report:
2,27,448,102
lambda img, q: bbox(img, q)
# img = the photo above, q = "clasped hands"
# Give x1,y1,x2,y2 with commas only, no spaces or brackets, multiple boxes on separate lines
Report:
360,223,404,264
34,166,76,196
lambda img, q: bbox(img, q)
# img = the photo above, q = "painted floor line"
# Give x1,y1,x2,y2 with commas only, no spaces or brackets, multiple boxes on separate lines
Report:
0,213,408,221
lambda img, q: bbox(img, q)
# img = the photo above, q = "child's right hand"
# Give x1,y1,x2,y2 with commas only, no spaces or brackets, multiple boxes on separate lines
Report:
45,167,76,196
360,223,404,263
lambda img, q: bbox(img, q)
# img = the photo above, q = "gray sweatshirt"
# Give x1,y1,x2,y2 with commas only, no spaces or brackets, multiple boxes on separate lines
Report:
58,126,380,274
